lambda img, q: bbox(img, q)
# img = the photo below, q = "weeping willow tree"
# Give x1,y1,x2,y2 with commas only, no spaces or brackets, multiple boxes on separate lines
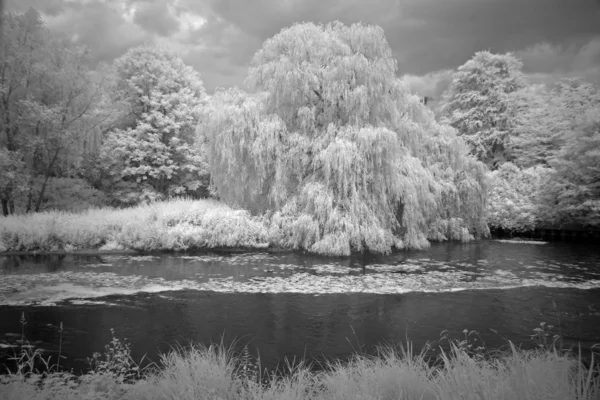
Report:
198,21,488,256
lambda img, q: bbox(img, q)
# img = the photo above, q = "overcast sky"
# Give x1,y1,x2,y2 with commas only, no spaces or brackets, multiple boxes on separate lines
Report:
5,0,600,99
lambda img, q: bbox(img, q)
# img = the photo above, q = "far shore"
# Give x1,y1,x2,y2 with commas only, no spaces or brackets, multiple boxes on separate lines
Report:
2,198,597,258
0,246,294,257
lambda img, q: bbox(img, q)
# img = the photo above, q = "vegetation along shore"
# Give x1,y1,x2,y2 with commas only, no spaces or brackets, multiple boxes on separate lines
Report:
1,316,599,400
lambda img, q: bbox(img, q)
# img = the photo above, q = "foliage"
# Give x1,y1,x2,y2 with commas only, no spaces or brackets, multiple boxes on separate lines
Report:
1,320,600,400
0,198,270,252
540,111,600,227
486,163,554,232
510,78,600,169
0,148,29,214
10,177,108,213
200,21,488,255
438,51,527,168
0,9,111,214
530,322,562,352
87,329,146,384
507,78,600,228
0,8,46,153
508,84,560,168
99,45,210,205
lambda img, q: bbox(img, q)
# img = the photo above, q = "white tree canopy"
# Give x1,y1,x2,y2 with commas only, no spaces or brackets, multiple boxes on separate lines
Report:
199,22,488,255
100,45,209,203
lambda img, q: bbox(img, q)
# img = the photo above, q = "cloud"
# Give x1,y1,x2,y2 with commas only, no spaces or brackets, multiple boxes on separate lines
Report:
132,0,180,37
516,37,600,85
202,0,600,76
4,0,600,93
5,0,67,16
400,69,454,101
59,1,148,61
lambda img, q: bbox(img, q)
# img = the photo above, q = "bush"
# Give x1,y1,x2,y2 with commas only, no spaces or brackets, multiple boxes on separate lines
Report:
14,178,108,213
487,163,554,232
0,198,271,252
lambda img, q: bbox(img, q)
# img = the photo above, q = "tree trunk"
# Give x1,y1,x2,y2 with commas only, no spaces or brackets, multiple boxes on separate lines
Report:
34,175,50,212
34,148,61,212
8,199,14,214
25,175,35,213
1,199,9,216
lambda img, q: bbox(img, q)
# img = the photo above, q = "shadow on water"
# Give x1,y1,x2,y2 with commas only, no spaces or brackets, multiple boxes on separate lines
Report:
1,240,600,374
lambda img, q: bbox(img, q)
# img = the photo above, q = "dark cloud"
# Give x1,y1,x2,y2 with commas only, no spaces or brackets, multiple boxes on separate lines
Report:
132,0,180,37
204,0,600,76
5,0,66,16
4,0,600,92
74,2,148,61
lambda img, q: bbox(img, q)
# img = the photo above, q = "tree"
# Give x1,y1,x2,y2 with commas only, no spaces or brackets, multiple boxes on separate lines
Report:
1,9,109,214
0,9,45,214
99,45,209,204
200,22,488,255
508,84,557,168
510,78,600,168
0,8,45,153
486,162,553,232
540,110,600,227
437,51,527,168
0,147,28,215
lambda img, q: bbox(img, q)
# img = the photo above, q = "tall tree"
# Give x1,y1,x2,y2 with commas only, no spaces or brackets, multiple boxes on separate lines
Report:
0,148,28,215
200,22,488,255
540,110,600,227
510,78,600,168
99,45,209,204
437,51,526,168
0,9,108,214
0,9,45,214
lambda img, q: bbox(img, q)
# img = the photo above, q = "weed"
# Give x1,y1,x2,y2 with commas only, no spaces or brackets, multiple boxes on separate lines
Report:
87,328,150,383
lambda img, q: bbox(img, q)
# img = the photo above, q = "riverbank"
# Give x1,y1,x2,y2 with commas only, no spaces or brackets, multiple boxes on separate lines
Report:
1,336,599,400
490,225,600,243
2,198,598,256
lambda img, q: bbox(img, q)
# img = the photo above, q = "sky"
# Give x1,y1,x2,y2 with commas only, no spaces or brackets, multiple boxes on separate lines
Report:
4,0,600,100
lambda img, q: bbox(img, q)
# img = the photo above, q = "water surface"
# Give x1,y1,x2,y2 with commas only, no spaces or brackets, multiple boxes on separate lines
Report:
1,240,599,373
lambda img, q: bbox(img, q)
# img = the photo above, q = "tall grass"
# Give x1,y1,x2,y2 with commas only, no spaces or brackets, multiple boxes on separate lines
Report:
0,198,272,252
1,327,599,400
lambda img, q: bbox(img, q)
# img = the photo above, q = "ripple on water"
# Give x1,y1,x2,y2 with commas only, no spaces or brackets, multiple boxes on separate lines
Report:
2,265,600,306
2,243,600,305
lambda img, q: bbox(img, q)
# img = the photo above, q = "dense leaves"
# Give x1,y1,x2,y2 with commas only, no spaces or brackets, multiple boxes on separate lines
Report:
1,9,109,214
486,77,600,230
99,45,210,204
510,79,600,168
201,22,488,255
542,111,600,227
487,163,552,232
438,51,526,168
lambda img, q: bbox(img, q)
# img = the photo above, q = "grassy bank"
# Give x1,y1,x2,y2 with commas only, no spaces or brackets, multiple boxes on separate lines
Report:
2,316,599,399
1,338,599,400
0,199,273,253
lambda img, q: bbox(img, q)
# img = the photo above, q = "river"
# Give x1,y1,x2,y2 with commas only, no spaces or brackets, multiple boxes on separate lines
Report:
1,239,600,374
